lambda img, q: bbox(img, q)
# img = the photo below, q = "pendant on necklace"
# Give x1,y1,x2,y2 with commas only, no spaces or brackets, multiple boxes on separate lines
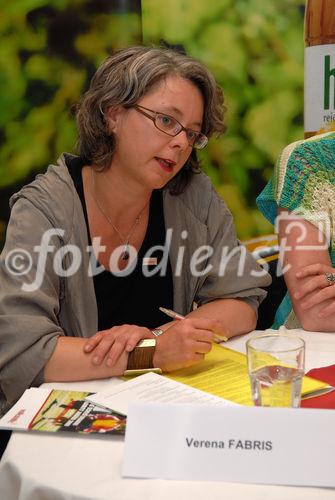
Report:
121,243,130,261
122,251,130,261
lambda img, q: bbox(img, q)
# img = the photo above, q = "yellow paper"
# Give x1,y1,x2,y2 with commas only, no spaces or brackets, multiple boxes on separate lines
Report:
166,343,328,406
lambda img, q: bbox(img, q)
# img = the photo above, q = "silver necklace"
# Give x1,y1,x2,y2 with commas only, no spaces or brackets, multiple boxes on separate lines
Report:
91,169,149,261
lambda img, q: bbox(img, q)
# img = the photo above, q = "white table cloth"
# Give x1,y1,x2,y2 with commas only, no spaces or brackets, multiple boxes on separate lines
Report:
1,329,335,500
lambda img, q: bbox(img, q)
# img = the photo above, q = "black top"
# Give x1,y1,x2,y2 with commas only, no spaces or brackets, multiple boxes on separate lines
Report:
66,156,174,330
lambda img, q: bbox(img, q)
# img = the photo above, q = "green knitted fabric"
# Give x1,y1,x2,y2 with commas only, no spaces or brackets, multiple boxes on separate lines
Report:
257,131,335,263
257,131,335,327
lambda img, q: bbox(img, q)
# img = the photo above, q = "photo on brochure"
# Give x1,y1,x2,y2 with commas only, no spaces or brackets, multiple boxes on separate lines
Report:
0,389,127,435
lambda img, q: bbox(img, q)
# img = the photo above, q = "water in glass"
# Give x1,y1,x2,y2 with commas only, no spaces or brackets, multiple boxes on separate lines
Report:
250,365,304,408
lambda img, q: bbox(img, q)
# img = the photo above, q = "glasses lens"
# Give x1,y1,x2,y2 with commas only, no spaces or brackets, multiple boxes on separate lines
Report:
193,133,208,149
153,110,208,149
156,114,181,135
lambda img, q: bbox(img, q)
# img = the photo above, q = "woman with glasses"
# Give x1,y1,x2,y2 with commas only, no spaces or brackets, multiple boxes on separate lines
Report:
0,45,270,410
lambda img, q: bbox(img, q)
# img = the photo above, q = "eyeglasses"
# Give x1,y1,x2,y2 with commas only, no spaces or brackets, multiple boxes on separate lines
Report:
132,105,208,150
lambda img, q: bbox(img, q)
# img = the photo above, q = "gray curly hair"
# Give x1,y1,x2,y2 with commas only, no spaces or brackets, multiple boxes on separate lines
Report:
76,45,226,194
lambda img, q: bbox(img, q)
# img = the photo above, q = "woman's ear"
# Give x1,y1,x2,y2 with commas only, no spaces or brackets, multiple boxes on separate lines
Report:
105,106,124,133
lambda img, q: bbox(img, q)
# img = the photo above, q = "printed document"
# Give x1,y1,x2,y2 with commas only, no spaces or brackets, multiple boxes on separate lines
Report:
86,372,235,415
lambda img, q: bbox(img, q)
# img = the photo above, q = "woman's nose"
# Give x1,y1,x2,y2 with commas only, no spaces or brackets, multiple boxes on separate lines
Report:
169,130,191,150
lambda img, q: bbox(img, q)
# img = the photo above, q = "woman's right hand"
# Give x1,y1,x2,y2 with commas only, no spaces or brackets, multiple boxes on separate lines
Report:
83,325,154,367
153,317,216,371
295,263,335,317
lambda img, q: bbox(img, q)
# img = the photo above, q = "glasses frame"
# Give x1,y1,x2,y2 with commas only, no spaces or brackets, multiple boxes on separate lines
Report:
132,104,208,149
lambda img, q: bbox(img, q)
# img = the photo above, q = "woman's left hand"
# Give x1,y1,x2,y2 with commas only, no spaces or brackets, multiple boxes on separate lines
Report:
83,325,154,367
295,263,335,316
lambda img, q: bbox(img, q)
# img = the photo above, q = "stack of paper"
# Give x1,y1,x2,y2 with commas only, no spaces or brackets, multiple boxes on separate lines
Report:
86,372,235,415
166,343,330,405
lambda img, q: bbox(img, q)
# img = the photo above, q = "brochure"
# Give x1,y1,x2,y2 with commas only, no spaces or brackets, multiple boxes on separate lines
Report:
0,388,126,435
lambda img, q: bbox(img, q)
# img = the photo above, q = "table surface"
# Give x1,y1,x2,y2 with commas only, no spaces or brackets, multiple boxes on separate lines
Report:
1,328,335,500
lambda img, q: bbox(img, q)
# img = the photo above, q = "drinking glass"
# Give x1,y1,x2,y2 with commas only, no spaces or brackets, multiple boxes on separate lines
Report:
246,334,305,408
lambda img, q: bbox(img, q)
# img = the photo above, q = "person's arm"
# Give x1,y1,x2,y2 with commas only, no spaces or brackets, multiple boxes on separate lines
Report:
278,207,335,331
0,199,69,405
82,317,217,372
44,336,129,381
185,298,257,337
151,300,256,371
188,185,269,330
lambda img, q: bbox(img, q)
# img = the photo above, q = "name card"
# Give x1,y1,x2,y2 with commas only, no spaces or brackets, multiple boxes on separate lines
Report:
123,403,335,487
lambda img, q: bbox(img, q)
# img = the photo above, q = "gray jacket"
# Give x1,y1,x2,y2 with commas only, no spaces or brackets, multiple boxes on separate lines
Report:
0,154,270,410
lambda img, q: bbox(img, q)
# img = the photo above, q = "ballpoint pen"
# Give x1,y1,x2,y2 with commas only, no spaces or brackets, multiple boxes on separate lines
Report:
301,386,335,400
159,306,228,343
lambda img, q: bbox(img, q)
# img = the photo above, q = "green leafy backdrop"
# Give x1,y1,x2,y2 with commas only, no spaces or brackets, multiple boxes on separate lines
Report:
0,0,306,244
